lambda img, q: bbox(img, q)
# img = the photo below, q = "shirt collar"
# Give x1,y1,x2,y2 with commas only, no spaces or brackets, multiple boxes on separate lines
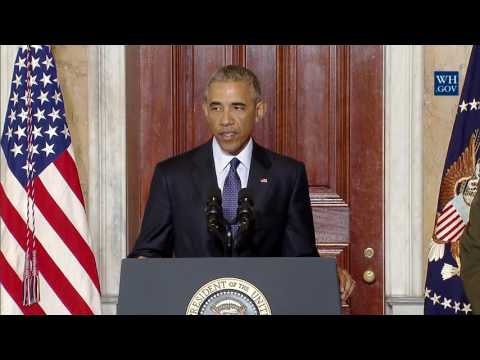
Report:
212,136,253,172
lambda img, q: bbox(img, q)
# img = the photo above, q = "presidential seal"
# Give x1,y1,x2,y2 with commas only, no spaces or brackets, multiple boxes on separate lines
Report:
186,277,271,315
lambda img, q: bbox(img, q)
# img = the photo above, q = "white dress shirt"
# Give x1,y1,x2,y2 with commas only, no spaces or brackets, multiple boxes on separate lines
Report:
212,137,253,192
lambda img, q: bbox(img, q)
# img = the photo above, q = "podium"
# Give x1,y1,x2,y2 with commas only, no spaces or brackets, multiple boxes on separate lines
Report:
117,257,341,315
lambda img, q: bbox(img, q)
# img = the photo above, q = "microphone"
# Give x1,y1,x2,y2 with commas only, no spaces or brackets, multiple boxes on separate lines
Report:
205,188,227,254
205,188,222,231
234,188,255,255
237,188,254,232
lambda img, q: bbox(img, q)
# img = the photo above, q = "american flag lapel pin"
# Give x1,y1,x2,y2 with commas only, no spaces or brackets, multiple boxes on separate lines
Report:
260,177,268,183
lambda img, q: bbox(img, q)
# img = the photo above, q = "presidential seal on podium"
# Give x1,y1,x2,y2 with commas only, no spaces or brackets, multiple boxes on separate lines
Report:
186,277,271,315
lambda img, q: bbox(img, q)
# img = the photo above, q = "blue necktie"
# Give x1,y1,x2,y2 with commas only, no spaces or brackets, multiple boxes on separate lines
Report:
222,158,241,238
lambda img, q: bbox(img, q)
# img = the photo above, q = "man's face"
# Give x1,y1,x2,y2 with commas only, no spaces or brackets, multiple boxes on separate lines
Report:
203,80,266,155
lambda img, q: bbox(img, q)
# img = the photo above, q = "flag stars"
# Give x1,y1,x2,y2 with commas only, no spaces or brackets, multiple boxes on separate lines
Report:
61,124,70,139
4,48,73,184
429,293,471,315
27,75,38,87
40,73,52,88
48,108,61,122
52,90,62,104
22,160,36,175
45,125,58,140
5,127,13,141
453,301,461,314
15,56,26,70
14,125,26,140
42,55,53,71
462,303,472,315
10,143,23,158
28,143,40,156
37,90,49,105
32,125,43,140
10,91,19,106
441,297,452,310
18,108,29,123
41,142,55,157
13,74,22,88
459,101,469,112
20,92,30,104
8,109,16,123
33,108,45,122
469,98,479,111
30,56,40,71
424,288,431,299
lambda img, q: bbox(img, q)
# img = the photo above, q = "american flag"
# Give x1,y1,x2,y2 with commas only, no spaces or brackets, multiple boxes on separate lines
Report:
0,45,101,314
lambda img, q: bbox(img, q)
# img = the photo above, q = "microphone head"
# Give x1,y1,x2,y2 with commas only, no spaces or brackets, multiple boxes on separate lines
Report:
208,187,222,204
238,188,252,205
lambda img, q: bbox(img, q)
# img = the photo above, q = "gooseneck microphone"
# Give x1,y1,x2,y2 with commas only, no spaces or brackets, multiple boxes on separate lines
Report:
237,188,255,232
234,188,255,255
205,188,228,254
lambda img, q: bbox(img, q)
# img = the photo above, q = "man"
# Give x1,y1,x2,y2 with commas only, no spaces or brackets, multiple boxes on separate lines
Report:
460,188,480,313
129,65,355,301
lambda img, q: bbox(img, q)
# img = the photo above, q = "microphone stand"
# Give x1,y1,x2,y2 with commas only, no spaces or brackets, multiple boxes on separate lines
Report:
205,190,229,256
233,189,255,256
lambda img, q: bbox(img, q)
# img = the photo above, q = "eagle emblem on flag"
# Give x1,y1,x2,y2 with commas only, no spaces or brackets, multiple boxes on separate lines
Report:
429,131,480,281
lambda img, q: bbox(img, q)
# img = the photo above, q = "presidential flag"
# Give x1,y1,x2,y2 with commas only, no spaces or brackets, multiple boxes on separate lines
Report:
0,45,101,314
424,45,480,315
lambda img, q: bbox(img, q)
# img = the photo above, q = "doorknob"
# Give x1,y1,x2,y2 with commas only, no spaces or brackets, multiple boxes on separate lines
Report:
363,247,374,259
363,270,376,284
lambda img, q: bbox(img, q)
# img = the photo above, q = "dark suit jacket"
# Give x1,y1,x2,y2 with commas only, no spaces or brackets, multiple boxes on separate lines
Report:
460,189,480,313
128,139,318,258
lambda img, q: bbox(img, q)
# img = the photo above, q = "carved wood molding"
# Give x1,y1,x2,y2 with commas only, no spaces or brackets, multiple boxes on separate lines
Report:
310,192,348,207
334,45,350,203
316,243,350,266
276,45,297,156
173,46,191,155
225,45,246,66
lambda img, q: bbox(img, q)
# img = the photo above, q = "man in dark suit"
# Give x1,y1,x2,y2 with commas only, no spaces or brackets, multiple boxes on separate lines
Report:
129,65,355,301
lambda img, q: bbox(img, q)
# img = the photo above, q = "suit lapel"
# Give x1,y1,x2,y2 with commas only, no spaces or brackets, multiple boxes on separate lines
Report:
191,139,219,205
247,141,272,211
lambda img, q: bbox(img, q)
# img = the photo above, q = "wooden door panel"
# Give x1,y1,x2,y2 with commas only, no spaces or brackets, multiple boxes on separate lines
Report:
189,46,225,148
126,45,174,242
246,46,278,151
295,46,331,187
126,45,383,314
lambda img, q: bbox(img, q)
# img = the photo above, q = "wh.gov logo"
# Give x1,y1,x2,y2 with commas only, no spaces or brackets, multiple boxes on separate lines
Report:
434,71,459,96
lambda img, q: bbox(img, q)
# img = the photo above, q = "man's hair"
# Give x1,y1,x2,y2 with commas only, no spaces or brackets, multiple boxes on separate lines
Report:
205,65,262,103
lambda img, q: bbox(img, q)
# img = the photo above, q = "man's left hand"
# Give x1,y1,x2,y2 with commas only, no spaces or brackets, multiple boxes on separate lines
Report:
337,267,356,301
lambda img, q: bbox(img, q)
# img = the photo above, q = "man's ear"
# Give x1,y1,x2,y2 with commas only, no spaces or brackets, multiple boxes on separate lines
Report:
256,101,267,123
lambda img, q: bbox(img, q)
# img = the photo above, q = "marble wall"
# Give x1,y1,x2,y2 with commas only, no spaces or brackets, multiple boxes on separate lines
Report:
423,45,472,277
51,45,89,210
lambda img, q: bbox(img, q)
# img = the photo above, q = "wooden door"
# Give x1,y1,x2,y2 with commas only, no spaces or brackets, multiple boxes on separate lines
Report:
126,45,384,314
